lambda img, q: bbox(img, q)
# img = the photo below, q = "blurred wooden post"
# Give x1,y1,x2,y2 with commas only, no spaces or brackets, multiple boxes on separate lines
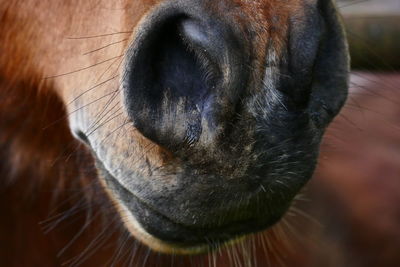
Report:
338,0,400,70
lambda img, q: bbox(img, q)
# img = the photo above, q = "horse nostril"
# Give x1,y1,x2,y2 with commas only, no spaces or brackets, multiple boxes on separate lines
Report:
123,3,249,151
181,20,209,47
180,19,225,68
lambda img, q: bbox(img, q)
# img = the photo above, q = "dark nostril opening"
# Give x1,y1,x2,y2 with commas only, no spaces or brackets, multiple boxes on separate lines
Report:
124,16,221,149
181,20,209,47
151,17,219,108
123,5,249,151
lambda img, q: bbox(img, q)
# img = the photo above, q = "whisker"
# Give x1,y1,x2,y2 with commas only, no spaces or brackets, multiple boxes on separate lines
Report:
66,31,133,40
85,90,121,133
67,75,118,106
45,55,123,79
86,111,123,138
83,39,128,56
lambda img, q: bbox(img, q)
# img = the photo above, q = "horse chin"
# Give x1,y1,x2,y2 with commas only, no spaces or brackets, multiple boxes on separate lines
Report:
100,187,211,255
96,160,248,255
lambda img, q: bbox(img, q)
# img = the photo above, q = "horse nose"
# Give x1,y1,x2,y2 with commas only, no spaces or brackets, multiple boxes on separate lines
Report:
123,1,250,151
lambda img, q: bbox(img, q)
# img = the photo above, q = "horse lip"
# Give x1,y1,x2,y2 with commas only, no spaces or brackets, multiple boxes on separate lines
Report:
98,161,222,245
95,158,271,247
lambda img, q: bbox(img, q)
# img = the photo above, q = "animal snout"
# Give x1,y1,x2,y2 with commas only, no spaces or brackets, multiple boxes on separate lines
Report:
123,1,250,151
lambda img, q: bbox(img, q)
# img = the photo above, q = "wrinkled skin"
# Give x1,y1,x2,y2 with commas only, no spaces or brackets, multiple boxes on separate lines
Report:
0,0,348,254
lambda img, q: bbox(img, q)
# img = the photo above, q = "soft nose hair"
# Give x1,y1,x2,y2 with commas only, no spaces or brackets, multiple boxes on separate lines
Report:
123,0,250,152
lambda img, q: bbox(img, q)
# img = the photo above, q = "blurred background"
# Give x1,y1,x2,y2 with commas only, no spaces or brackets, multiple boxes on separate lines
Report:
302,0,400,266
340,0,400,70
